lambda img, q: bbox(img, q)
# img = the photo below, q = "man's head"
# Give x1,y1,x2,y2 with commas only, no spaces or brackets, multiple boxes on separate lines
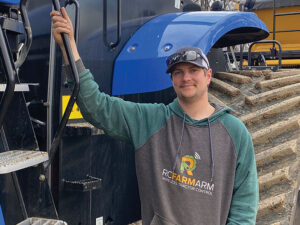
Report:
166,47,212,103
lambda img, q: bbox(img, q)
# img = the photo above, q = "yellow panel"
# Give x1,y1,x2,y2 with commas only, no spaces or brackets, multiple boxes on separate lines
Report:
62,95,83,119
252,6,300,52
266,59,300,66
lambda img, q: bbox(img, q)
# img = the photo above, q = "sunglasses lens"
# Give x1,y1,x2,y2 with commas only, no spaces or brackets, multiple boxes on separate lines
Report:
183,51,197,61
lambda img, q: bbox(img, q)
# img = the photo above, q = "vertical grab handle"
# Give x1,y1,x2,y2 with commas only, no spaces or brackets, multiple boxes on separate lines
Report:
0,27,16,128
65,0,80,43
103,0,121,48
43,0,80,169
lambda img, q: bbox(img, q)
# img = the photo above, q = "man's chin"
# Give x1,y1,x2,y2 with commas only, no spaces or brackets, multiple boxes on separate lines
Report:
179,93,197,101
180,91,196,98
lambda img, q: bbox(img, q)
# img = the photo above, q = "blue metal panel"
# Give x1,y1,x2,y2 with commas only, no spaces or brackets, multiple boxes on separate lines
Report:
0,205,5,225
112,11,268,95
0,0,19,4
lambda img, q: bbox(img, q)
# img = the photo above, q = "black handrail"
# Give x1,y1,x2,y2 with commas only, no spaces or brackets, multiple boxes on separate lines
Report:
43,0,80,169
0,26,16,128
15,0,32,69
65,0,80,43
248,40,282,68
103,0,121,48
273,0,276,48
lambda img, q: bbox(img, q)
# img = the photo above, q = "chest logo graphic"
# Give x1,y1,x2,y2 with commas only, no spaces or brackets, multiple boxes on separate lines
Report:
180,155,196,176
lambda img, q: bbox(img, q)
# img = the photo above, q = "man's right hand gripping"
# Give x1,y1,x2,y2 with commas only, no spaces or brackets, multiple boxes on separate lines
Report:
50,7,80,64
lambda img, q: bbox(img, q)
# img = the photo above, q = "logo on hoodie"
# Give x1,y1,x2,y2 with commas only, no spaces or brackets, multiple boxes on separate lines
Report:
180,155,196,176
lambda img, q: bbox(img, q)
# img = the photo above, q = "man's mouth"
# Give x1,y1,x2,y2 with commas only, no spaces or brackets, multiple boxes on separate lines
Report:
181,84,195,88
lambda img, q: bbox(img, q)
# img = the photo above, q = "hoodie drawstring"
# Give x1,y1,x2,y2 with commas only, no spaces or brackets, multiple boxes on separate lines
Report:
172,113,186,172
172,113,214,183
208,118,214,182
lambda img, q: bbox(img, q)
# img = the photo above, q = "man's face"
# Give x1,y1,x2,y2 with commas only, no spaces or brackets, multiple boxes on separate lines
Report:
171,62,212,102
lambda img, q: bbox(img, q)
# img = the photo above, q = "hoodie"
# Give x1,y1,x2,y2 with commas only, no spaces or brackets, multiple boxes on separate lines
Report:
67,63,258,225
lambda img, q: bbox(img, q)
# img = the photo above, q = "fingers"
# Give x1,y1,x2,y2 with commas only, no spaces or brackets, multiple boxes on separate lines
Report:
52,21,71,32
61,7,72,23
50,8,73,35
51,11,68,24
50,7,75,49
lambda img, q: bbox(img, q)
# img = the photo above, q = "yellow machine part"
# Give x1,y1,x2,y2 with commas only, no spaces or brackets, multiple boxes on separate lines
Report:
252,6,300,53
266,59,300,66
62,95,83,119
242,59,300,67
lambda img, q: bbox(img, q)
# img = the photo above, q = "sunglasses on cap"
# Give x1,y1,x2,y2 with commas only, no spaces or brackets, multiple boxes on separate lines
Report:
166,50,209,70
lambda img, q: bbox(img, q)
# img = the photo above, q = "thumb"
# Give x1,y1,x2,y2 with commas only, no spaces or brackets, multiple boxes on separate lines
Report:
61,7,71,23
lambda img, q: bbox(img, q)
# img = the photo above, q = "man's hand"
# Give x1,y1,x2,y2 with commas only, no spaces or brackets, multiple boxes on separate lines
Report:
50,7,80,64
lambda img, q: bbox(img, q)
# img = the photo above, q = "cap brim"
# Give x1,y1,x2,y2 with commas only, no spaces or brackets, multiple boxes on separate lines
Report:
166,61,208,74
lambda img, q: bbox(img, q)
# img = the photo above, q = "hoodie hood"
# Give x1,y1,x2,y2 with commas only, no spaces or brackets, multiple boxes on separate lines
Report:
169,98,232,125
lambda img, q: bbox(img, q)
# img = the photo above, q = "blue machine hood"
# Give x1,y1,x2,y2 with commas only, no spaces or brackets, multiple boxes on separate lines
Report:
0,0,20,4
112,11,269,95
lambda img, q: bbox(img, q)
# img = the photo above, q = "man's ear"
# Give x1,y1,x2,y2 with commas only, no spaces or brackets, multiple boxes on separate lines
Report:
207,68,213,86
207,69,212,83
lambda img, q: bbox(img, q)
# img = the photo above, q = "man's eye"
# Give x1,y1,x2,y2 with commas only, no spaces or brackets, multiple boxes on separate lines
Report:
173,71,182,76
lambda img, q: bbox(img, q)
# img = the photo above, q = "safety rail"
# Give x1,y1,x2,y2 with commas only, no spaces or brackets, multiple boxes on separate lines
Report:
43,0,80,169
103,0,121,48
247,40,282,71
271,0,300,42
0,21,16,128
65,0,80,43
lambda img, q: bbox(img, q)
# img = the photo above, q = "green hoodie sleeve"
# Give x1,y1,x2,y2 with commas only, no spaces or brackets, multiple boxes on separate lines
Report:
68,69,170,149
221,115,259,225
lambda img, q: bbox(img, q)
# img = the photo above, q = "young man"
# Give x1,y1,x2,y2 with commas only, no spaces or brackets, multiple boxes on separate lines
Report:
51,8,258,225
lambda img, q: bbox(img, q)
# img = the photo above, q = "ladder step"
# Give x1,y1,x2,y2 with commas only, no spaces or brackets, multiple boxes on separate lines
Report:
0,83,39,92
0,150,48,174
17,217,67,225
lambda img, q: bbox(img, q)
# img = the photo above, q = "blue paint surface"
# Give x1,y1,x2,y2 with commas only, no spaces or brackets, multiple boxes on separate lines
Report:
0,0,20,4
112,11,268,95
0,205,5,225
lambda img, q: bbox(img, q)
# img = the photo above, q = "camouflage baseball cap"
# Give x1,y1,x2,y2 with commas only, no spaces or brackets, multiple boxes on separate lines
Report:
166,47,210,73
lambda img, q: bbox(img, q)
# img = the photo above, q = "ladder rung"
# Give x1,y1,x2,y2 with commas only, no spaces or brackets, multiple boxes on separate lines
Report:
0,150,48,174
17,217,67,225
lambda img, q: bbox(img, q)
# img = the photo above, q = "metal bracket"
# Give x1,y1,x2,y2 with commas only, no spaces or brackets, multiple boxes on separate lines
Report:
63,175,102,192
0,16,24,33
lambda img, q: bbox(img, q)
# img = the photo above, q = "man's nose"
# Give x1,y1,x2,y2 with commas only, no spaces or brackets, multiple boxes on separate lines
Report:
182,71,192,80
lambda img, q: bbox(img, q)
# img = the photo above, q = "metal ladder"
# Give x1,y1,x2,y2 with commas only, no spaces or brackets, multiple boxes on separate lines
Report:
0,0,79,224
0,0,79,176
0,0,49,175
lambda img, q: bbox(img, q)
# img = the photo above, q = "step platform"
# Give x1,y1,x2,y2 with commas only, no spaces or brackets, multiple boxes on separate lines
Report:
0,150,49,174
17,217,67,225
